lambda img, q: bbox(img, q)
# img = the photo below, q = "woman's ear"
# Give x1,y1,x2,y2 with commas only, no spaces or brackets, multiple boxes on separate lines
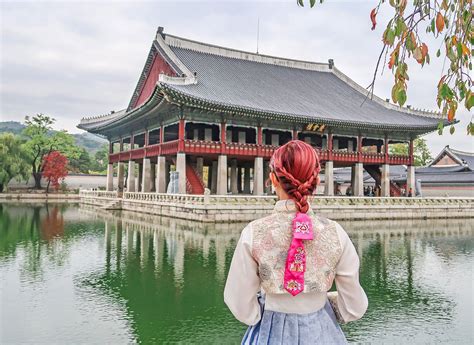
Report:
269,172,279,189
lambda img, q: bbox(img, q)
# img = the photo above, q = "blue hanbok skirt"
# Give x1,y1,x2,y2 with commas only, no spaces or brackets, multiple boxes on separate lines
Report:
242,297,347,345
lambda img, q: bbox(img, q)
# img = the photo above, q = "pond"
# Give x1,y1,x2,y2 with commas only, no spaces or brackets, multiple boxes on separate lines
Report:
0,203,472,344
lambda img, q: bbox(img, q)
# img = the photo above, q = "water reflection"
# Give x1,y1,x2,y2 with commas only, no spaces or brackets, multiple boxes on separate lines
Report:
0,203,472,344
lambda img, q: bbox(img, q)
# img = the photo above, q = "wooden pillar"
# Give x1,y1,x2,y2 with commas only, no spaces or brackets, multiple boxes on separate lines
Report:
257,125,263,156
220,121,226,153
130,134,135,150
384,135,389,164
292,129,298,141
178,119,185,152
409,139,414,166
357,134,363,162
327,133,333,160
144,129,149,147
119,138,124,152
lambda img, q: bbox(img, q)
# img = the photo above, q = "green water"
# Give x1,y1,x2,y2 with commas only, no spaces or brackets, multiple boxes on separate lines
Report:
0,203,473,344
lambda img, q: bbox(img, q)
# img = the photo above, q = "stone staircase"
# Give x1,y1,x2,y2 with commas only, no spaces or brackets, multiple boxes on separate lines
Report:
102,199,122,210
364,165,402,196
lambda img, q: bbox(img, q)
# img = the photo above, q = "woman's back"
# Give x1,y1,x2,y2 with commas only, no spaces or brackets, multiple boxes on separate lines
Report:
223,140,368,344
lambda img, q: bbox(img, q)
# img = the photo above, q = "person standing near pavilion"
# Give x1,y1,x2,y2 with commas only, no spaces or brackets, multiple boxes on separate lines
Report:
224,140,368,344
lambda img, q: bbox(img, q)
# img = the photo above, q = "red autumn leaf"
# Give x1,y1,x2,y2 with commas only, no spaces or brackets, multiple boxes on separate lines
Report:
421,43,429,58
447,107,455,122
388,51,397,69
370,8,377,30
436,12,445,33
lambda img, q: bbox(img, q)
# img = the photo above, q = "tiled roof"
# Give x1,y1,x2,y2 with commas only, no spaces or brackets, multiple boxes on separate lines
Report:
166,44,442,129
78,28,450,133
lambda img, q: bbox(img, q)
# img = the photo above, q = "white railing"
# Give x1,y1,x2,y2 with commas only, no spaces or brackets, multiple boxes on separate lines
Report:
79,190,118,199
79,190,473,207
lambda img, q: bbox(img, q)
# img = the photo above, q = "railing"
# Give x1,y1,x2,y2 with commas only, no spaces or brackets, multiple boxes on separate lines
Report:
226,142,259,156
107,140,410,165
160,140,179,155
79,190,118,199
184,140,221,154
81,190,473,207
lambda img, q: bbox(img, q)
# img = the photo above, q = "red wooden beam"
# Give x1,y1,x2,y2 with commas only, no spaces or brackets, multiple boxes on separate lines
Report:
220,121,226,154
327,133,333,161
357,135,362,162
178,119,185,152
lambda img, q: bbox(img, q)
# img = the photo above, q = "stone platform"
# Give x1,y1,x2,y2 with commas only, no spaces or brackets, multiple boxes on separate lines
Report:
79,191,474,223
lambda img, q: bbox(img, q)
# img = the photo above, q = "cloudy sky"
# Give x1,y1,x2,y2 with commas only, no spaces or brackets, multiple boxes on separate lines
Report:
1,0,472,154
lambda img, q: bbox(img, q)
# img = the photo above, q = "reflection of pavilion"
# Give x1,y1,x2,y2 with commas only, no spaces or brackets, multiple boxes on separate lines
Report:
82,206,473,343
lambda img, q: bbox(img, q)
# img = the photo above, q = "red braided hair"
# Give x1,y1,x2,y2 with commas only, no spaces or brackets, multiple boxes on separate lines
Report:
269,140,321,213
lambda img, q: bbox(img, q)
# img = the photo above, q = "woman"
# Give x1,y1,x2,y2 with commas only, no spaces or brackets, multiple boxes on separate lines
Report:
224,140,368,344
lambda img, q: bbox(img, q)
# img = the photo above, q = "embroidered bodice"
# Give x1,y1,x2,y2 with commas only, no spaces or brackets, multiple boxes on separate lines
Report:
250,201,342,294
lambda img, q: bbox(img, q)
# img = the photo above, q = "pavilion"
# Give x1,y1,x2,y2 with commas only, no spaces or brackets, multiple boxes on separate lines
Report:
78,27,448,197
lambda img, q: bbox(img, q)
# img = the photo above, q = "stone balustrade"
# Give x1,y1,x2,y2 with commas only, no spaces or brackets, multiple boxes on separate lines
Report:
79,190,474,222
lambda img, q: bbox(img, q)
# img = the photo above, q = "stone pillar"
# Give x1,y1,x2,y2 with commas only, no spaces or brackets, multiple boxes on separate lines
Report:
217,155,228,195
253,157,264,195
353,163,364,197
176,152,186,194
106,163,114,191
196,157,204,177
264,160,271,194
137,163,143,192
230,159,238,194
141,158,152,192
117,162,125,192
237,167,243,192
381,164,390,197
243,166,251,194
150,162,156,192
406,165,415,197
155,156,166,193
211,160,218,194
324,161,334,196
127,161,135,192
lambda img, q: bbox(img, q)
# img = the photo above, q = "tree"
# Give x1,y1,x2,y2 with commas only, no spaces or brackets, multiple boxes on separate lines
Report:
298,0,473,134
42,151,68,192
389,138,433,166
21,114,81,189
69,147,93,174
0,133,30,192
91,144,109,173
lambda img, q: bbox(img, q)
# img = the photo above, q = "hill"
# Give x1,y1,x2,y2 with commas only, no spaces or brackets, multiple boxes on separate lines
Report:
0,121,107,153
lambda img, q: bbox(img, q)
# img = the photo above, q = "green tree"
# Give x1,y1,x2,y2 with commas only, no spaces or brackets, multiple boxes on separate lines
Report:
91,144,109,173
69,147,93,174
298,0,473,134
0,133,30,192
21,114,81,189
389,138,433,166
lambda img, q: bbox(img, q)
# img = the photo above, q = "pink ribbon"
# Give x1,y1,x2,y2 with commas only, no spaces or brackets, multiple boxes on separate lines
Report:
284,212,313,296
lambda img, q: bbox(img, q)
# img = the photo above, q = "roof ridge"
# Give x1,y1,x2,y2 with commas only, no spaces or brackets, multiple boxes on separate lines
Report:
448,147,474,156
163,33,330,73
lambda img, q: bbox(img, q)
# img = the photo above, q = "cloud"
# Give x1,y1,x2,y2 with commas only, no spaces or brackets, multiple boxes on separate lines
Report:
1,0,471,155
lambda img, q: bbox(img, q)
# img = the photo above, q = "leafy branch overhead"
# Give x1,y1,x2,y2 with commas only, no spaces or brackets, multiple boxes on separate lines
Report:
298,0,473,135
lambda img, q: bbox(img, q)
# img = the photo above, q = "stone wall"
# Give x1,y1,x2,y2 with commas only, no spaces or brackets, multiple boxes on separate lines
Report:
79,191,474,223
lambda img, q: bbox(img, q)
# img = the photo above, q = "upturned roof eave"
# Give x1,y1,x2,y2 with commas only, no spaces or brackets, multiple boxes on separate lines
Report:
160,83,450,134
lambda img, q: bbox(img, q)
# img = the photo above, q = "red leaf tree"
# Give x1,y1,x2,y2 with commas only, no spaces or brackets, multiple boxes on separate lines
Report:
42,151,68,192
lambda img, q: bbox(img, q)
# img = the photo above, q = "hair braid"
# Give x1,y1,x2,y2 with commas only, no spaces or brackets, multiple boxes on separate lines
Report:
270,140,321,213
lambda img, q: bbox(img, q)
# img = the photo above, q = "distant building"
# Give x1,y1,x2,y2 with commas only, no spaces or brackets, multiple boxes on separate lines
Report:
78,27,451,197
414,146,474,197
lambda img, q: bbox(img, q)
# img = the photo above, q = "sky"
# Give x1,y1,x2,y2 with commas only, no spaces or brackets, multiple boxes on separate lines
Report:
1,0,472,155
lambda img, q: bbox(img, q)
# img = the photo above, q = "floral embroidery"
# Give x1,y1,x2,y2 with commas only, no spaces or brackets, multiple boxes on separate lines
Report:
295,221,310,235
251,207,342,295
285,280,302,292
